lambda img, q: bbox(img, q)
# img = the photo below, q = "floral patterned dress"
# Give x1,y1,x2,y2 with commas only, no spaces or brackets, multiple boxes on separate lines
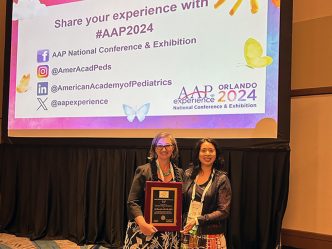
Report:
123,220,180,249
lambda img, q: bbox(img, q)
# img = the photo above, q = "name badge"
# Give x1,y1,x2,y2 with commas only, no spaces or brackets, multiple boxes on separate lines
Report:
187,200,203,223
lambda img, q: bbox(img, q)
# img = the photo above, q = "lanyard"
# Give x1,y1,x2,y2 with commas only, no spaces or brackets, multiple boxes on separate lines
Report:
191,169,215,203
156,160,175,182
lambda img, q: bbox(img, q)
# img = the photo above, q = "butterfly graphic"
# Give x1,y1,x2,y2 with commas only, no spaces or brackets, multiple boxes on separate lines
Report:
16,73,30,93
244,38,273,68
122,103,150,122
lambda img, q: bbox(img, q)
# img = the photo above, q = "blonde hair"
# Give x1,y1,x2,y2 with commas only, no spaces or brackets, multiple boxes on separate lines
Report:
149,132,178,161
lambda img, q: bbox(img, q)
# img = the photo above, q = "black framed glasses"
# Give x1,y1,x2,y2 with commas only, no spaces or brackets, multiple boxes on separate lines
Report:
156,144,173,151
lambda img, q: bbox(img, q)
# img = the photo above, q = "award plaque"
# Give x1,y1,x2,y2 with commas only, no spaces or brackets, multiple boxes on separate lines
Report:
144,181,182,231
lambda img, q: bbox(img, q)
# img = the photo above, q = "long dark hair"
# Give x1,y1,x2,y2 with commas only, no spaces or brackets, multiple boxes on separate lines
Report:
190,138,224,180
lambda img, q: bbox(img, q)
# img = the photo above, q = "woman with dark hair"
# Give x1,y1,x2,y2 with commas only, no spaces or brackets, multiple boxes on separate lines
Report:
181,138,232,248
123,132,184,248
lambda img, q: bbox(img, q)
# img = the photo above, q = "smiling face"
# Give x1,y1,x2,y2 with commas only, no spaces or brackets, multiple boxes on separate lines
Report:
199,141,216,168
155,137,174,162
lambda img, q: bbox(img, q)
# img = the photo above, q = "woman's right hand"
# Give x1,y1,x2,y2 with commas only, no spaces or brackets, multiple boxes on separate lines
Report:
139,222,158,236
181,219,196,234
135,216,158,236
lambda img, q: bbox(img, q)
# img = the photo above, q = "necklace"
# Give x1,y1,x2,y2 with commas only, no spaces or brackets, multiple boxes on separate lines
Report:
157,165,172,176
156,160,174,181
157,163,172,176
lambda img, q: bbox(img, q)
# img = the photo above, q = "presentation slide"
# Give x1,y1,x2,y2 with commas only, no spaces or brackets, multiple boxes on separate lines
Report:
7,0,281,138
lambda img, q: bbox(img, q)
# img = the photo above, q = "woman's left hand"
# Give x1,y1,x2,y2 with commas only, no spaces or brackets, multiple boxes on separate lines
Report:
180,219,196,234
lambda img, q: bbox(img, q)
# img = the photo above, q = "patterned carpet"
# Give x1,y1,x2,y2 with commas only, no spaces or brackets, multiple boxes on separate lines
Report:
0,233,109,249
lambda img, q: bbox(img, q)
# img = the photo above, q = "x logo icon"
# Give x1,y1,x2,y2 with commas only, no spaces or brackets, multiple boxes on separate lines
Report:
37,98,48,111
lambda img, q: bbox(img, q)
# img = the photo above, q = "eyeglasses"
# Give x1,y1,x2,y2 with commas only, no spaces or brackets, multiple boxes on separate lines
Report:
156,144,173,151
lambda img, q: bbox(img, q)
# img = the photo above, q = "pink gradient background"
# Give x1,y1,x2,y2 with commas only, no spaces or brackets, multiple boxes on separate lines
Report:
8,0,280,131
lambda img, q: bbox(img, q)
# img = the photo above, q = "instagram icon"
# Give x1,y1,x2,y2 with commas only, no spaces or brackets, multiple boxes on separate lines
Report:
37,65,49,78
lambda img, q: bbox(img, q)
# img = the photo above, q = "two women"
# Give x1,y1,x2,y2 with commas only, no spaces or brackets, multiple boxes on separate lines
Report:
124,134,231,249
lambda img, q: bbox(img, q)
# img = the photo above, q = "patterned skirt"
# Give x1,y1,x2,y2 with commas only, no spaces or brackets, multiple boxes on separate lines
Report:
181,233,227,249
123,220,180,249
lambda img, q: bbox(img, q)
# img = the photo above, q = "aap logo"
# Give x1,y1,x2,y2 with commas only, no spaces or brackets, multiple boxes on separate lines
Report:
178,85,213,99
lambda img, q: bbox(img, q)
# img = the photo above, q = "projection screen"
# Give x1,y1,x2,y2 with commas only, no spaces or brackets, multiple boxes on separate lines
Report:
6,0,286,138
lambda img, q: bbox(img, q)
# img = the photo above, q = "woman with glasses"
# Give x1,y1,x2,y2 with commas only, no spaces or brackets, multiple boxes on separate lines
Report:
123,132,184,248
181,138,231,249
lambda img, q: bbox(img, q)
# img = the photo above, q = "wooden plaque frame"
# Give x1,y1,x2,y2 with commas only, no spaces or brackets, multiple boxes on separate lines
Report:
144,181,182,231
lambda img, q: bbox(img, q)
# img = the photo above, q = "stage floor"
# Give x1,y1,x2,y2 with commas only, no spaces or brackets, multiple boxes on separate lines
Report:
0,233,109,249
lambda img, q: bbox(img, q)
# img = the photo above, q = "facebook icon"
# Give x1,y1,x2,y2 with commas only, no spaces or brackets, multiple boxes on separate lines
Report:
37,82,48,96
37,49,49,63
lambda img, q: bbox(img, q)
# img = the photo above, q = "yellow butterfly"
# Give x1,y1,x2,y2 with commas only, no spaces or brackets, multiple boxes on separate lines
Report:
244,38,273,68
16,73,30,93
